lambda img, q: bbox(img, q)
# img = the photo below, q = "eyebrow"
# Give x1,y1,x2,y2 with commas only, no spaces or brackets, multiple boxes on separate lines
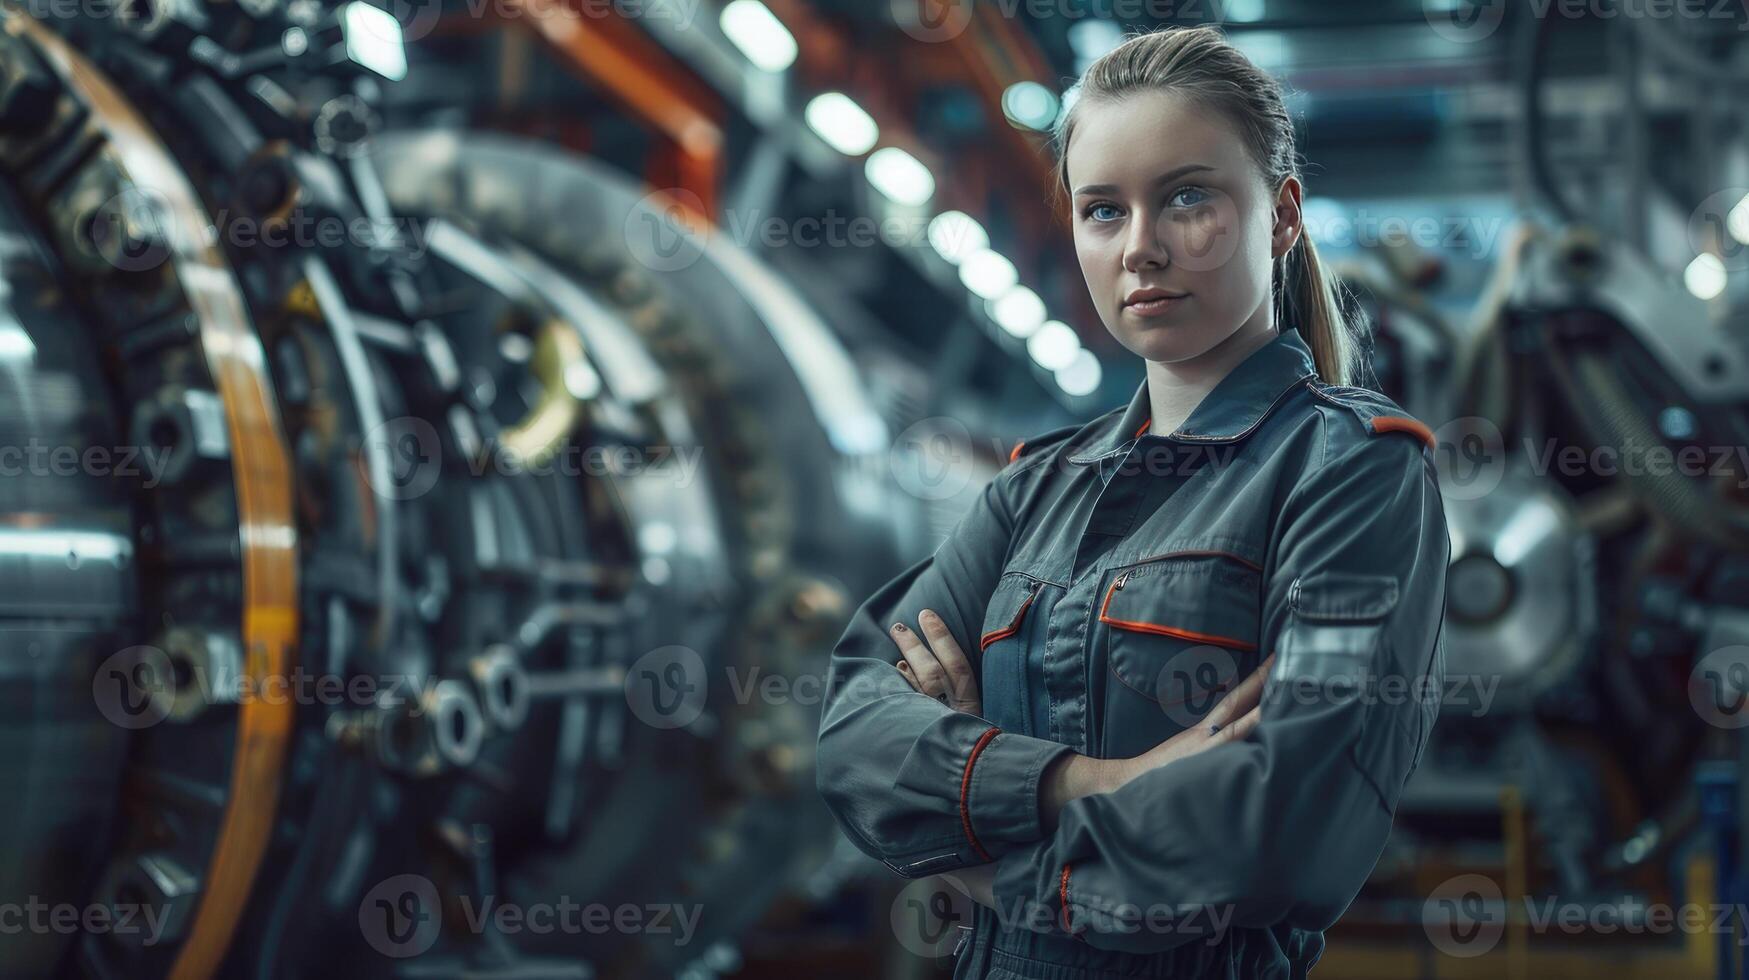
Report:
1073,164,1216,197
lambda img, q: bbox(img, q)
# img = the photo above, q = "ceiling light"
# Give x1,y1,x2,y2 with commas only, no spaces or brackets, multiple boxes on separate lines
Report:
991,286,1046,338
865,147,935,206
1685,253,1727,300
720,1,797,73
958,248,1017,299
805,92,879,155
1027,320,1080,371
927,211,989,264
1055,348,1102,397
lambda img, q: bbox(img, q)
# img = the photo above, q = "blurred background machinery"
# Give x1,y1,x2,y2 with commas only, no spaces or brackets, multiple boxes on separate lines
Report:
2,0,1749,978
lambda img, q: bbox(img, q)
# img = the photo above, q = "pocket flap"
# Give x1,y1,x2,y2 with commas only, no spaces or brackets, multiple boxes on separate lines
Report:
979,575,1041,651
1098,556,1262,708
1099,558,1261,653
1290,571,1400,622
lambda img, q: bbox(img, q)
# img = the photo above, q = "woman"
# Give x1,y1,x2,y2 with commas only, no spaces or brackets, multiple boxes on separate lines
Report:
815,24,1449,979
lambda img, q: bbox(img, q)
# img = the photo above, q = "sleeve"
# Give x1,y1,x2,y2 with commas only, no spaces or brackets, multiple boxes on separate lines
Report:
988,427,1450,952
814,464,1077,878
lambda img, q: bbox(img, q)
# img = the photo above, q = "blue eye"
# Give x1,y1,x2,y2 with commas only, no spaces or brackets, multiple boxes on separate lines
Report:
1171,186,1210,207
1083,203,1121,222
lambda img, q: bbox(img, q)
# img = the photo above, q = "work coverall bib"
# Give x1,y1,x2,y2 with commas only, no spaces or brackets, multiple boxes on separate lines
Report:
816,326,1450,979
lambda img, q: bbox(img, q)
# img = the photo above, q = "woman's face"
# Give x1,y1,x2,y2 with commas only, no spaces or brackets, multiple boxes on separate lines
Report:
1065,89,1301,365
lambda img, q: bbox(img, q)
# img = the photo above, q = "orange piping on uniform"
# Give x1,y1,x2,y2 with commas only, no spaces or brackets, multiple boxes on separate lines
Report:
979,588,1038,651
1059,863,1074,933
1009,440,1024,463
960,727,1002,861
1098,580,1258,652
1369,416,1436,451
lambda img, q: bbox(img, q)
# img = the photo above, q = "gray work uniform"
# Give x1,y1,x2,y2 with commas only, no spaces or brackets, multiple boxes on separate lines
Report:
815,327,1449,978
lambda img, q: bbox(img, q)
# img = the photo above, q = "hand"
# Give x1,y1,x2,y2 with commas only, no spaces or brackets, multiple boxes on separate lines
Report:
888,609,981,716
1036,653,1276,830
1114,651,1275,786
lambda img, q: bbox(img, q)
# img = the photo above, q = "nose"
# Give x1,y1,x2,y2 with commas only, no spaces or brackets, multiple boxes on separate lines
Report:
1122,208,1169,273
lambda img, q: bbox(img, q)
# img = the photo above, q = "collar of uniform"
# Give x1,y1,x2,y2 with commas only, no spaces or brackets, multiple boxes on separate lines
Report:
1068,327,1319,464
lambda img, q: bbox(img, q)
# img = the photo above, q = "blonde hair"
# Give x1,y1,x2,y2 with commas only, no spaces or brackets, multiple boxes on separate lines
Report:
1050,25,1363,385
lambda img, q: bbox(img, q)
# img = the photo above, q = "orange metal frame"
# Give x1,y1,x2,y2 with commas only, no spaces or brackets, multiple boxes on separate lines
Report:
14,19,301,980
498,0,724,226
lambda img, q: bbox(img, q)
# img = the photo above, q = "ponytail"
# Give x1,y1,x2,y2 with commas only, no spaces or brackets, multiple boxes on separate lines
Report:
1276,229,1363,386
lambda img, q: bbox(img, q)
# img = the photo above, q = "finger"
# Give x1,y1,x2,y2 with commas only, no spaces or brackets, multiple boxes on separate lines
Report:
1215,703,1262,743
918,609,980,714
890,623,949,698
1205,652,1276,728
896,660,922,692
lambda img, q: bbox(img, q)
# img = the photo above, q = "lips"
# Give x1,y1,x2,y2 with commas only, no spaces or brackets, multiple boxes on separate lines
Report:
1126,287,1182,306
1124,289,1188,316
1126,287,1182,302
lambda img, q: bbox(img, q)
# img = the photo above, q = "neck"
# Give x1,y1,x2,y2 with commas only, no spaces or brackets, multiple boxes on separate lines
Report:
1145,315,1279,435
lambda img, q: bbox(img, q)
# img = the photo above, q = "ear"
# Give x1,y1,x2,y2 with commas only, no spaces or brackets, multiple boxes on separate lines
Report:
1271,176,1304,259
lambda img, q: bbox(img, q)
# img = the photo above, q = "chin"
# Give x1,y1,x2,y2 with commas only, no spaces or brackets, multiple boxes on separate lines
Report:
1114,322,1223,365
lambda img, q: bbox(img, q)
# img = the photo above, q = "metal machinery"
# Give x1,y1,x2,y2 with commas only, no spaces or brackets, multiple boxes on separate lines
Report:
9,0,1749,976
1338,221,1749,969
1321,9,1749,967
0,1,911,976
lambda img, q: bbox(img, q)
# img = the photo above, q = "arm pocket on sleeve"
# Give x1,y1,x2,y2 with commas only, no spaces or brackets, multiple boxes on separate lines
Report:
1276,571,1398,681
1280,571,1430,814
1290,570,1399,621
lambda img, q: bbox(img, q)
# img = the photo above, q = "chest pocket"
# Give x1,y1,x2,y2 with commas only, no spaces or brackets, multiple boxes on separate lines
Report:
1095,553,1263,759
978,573,1044,735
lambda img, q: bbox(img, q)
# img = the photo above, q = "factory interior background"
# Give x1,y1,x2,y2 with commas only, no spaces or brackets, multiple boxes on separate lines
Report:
2,0,1748,976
